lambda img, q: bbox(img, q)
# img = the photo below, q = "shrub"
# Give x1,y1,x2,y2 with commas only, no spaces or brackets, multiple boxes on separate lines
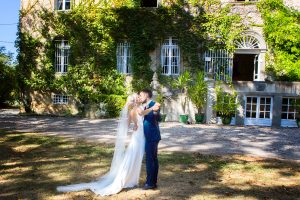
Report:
0,47,18,105
99,94,127,118
258,0,300,81
187,71,208,114
213,81,237,118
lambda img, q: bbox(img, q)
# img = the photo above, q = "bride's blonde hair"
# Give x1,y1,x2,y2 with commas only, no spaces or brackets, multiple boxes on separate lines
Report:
126,93,138,107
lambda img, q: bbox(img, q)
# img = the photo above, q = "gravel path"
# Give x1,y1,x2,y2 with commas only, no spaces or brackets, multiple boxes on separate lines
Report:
1,109,300,161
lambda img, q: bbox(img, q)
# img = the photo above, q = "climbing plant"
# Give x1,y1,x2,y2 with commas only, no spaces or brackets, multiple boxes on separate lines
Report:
17,0,244,115
258,0,300,81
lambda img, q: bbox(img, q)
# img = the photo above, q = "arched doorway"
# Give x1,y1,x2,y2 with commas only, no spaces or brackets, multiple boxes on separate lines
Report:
233,32,266,81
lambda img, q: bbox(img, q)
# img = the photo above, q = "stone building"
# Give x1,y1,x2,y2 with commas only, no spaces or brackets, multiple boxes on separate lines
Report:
20,0,300,127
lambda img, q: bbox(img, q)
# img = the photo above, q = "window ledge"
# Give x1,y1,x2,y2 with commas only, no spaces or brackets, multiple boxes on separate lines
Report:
54,9,71,13
229,2,258,6
55,72,67,75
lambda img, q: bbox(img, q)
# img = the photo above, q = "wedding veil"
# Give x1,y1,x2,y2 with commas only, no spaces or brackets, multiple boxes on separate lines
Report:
97,94,137,180
57,94,137,192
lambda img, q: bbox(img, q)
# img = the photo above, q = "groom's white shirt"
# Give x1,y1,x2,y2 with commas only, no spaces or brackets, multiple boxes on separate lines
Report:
144,99,152,109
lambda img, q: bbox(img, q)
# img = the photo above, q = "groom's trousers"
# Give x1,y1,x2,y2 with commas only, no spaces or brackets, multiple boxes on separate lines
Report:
145,141,159,186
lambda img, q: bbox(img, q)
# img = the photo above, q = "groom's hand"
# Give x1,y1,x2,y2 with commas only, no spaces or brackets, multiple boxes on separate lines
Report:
152,106,159,112
154,103,161,107
152,103,160,112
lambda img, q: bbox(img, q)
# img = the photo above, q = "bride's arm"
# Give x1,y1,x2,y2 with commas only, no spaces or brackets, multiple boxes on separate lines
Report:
137,103,160,116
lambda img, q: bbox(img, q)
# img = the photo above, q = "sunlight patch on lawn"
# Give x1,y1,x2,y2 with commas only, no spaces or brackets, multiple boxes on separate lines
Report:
183,164,208,173
1,131,300,200
57,144,76,149
1,161,23,167
12,144,40,152
2,166,33,174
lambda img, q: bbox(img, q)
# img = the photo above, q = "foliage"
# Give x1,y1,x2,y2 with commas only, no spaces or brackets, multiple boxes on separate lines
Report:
213,80,237,117
258,0,300,81
15,29,42,112
172,71,192,114
17,0,244,115
0,47,18,105
156,91,164,104
99,94,127,117
173,71,192,93
187,71,208,114
201,0,245,52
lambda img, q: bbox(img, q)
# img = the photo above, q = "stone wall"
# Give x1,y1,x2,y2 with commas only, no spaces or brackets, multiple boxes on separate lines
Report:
160,81,300,124
232,81,300,126
159,93,198,122
284,0,300,10
233,81,300,96
28,91,79,115
21,0,300,120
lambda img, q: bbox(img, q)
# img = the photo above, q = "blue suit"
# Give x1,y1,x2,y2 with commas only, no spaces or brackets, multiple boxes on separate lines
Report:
144,100,161,187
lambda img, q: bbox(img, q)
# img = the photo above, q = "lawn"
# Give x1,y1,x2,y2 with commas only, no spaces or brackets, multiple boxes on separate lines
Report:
1,130,300,200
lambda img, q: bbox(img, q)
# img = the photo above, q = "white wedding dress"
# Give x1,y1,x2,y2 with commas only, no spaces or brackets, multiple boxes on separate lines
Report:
57,105,145,196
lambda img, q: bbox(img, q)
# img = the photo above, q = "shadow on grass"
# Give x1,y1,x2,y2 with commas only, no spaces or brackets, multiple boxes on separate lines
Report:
1,130,300,200
0,130,113,199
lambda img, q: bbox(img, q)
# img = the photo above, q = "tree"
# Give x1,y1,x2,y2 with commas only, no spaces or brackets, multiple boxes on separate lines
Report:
0,47,17,106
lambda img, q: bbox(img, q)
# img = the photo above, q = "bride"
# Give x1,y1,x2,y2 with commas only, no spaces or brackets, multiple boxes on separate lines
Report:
57,93,159,196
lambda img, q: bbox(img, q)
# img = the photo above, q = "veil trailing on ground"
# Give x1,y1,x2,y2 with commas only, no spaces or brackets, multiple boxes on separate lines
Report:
57,94,136,193
98,103,129,180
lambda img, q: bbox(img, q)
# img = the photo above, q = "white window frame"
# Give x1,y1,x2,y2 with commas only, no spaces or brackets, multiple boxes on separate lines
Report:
244,96,273,126
55,0,71,11
281,97,299,127
235,0,258,2
141,0,158,7
161,37,180,76
253,54,261,81
52,94,69,105
116,42,132,74
204,49,233,82
235,35,260,49
55,40,70,74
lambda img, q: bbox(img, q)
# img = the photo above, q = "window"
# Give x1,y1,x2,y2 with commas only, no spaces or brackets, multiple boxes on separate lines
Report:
281,98,299,120
55,40,70,74
245,96,273,126
246,97,271,119
235,35,260,49
161,37,180,75
52,94,69,105
246,97,257,118
56,0,71,11
259,97,272,119
204,49,233,82
236,0,258,2
117,42,132,74
141,0,157,7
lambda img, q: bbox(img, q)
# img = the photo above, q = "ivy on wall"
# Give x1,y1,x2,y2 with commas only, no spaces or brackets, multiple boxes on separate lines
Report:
17,0,244,115
258,0,300,81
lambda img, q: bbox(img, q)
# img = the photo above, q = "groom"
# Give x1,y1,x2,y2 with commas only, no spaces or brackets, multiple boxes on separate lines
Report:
139,88,161,190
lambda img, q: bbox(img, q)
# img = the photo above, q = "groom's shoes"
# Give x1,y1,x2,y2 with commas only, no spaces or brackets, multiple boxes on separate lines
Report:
142,184,157,190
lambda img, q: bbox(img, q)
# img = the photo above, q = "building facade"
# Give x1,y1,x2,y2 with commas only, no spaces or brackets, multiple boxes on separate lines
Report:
20,0,300,126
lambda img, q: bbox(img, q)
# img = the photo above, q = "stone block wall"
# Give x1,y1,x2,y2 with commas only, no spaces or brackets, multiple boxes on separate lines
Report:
28,91,79,115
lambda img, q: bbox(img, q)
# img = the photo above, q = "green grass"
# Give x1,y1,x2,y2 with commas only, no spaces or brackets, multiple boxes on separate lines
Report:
1,130,300,200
